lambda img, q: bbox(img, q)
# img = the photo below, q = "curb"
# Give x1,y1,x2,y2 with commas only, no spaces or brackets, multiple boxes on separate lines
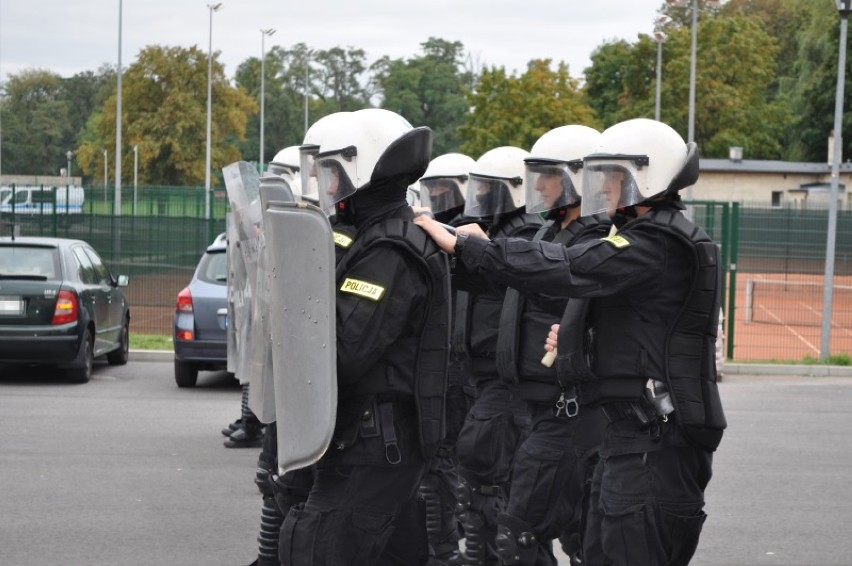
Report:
129,349,852,377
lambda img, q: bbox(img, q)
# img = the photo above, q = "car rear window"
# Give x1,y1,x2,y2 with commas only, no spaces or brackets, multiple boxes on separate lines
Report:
198,250,227,285
0,245,60,279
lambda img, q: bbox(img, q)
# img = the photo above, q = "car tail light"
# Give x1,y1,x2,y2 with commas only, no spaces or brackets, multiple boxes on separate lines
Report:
52,289,79,325
176,287,193,313
176,329,194,340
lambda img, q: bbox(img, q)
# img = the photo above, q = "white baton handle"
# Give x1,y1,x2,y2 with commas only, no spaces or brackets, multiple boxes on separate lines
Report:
541,349,557,368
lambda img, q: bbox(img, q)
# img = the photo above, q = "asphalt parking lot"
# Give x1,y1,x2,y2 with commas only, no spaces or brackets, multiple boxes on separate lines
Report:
1,354,851,565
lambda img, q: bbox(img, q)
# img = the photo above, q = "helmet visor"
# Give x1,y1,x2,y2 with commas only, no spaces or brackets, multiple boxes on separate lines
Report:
524,159,580,214
463,174,519,220
299,145,320,200
420,177,466,216
580,156,648,216
316,146,359,216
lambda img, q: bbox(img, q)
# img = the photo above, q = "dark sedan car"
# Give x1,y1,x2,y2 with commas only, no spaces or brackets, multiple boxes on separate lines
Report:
173,233,229,387
0,237,130,382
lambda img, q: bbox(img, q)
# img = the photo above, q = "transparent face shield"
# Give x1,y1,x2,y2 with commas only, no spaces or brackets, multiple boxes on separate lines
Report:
420,177,466,216
316,146,359,217
300,145,320,201
524,160,581,214
463,174,520,220
580,156,648,216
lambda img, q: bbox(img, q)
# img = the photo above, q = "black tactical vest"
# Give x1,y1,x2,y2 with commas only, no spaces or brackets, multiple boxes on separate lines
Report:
495,214,611,404
555,207,727,451
453,212,543,375
335,217,452,459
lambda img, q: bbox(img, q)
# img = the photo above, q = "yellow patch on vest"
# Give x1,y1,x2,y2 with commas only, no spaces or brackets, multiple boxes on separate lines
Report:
333,232,353,248
340,278,385,301
601,234,631,248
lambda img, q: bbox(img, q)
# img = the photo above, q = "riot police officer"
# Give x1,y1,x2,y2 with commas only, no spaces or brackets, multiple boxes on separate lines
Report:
414,119,726,566
278,108,451,566
486,125,610,566
416,152,477,565
450,146,543,566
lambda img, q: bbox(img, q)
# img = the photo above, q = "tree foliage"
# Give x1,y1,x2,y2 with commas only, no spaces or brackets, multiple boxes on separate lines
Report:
76,45,257,186
459,60,599,158
373,38,471,155
1,69,71,175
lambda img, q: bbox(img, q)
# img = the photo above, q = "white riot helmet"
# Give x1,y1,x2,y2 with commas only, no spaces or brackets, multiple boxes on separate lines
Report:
419,152,474,221
406,183,421,206
316,108,432,217
581,118,698,217
267,145,301,180
463,146,529,221
300,112,353,202
525,125,601,215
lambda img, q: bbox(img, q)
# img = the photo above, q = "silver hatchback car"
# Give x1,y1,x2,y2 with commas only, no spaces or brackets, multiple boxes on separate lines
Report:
172,233,229,387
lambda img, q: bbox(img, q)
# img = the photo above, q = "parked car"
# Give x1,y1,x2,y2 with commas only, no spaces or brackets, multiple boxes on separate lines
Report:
173,232,229,387
0,236,130,382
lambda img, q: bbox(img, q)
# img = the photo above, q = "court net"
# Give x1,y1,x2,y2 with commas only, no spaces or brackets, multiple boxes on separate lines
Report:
744,278,852,328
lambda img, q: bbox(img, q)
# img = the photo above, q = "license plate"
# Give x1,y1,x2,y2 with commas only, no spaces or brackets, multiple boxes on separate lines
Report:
0,296,24,316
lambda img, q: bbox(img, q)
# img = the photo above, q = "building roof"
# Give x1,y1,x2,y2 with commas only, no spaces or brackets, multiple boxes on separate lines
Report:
700,159,852,175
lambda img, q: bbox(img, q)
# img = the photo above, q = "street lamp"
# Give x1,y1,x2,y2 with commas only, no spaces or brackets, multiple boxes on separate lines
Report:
259,28,276,174
205,3,223,220
66,150,73,182
304,50,314,138
115,0,123,217
102,148,108,205
133,144,139,216
653,16,671,122
665,0,720,203
820,0,852,360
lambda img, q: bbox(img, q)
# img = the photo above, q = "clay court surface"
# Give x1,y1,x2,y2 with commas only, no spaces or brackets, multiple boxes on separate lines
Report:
730,272,852,361
123,269,852,363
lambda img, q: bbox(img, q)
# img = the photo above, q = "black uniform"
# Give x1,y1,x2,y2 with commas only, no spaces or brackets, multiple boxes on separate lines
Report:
252,221,359,566
279,191,450,566
453,202,725,566
492,214,610,566
452,211,542,566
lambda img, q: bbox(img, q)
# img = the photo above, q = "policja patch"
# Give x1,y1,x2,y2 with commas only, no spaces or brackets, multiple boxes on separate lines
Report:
340,277,386,301
601,234,630,248
333,231,354,248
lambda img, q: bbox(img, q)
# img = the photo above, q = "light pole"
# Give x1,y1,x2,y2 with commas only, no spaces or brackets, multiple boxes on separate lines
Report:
821,0,852,360
259,28,276,174
205,3,223,220
304,50,313,138
115,0,123,217
653,16,670,122
66,150,73,182
103,148,108,206
665,0,720,202
133,144,139,216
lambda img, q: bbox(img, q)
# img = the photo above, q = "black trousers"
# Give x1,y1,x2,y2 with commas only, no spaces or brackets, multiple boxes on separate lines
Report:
583,415,713,566
278,400,428,566
500,405,607,565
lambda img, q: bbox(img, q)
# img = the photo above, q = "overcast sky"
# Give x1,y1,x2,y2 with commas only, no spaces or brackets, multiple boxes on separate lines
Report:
0,0,666,84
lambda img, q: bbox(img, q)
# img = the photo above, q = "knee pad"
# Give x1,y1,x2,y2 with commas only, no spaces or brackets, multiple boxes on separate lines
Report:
495,513,539,566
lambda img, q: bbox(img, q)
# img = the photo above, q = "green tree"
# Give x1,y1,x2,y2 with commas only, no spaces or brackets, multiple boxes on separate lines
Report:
77,45,257,186
311,46,372,115
59,66,114,177
784,0,850,162
459,59,599,158
373,38,472,155
1,69,71,176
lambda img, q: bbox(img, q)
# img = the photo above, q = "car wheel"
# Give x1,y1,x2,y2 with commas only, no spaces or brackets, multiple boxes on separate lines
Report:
68,330,94,384
174,359,199,388
107,317,130,365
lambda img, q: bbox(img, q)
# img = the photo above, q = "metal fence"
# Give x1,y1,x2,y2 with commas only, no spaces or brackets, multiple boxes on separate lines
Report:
2,184,851,362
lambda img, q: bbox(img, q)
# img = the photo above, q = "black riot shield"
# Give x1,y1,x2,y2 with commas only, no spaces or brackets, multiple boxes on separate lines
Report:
248,176,297,424
264,201,337,474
